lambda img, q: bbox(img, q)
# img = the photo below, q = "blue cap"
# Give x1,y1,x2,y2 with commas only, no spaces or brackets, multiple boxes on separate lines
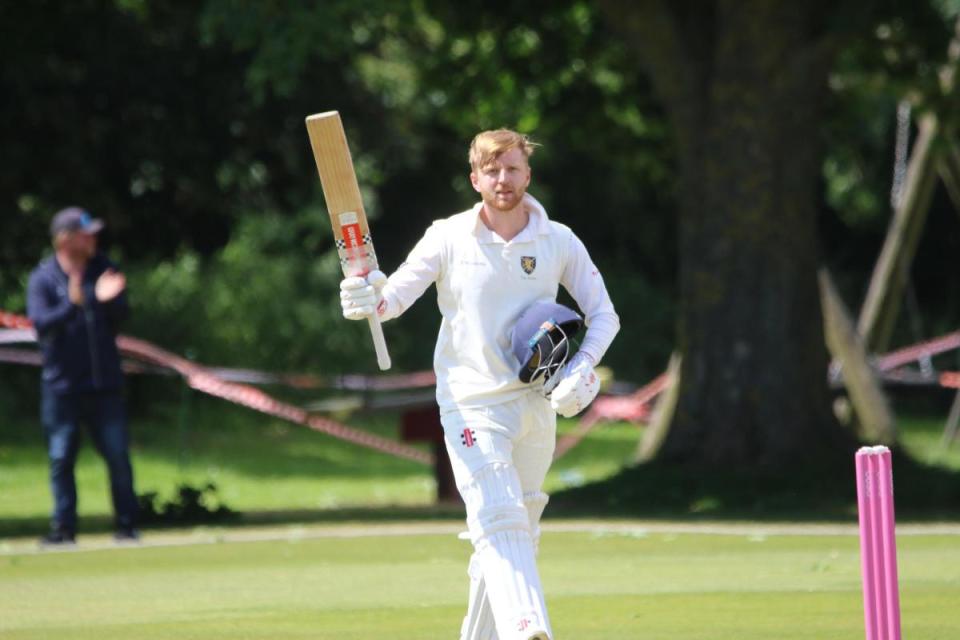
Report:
50,207,104,237
511,302,584,383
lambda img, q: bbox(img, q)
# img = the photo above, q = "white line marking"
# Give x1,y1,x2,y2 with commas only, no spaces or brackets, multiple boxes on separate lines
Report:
2,519,959,556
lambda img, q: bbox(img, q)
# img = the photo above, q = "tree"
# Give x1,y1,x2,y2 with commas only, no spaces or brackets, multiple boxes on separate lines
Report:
594,1,851,466
596,0,959,466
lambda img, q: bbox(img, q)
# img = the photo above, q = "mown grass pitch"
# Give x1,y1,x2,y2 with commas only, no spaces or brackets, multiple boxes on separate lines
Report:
2,522,958,639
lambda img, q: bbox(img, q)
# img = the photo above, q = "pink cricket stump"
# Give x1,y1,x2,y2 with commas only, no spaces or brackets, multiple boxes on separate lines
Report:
855,445,902,640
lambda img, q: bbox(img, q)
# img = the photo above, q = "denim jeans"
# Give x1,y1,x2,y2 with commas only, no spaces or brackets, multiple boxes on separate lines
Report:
41,386,138,533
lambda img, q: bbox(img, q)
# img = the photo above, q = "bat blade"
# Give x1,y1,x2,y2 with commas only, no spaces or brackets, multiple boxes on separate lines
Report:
305,111,380,279
306,111,391,370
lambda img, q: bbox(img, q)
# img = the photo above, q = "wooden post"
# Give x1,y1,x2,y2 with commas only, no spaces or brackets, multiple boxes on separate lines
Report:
941,390,960,449
939,138,960,216
635,352,681,463
820,269,897,444
400,406,459,503
856,114,941,353
857,19,960,352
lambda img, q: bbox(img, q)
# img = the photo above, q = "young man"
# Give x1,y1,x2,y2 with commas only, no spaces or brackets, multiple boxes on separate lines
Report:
27,207,139,545
340,130,619,639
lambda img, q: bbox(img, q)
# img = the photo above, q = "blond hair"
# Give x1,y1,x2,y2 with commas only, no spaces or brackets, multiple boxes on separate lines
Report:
469,129,538,170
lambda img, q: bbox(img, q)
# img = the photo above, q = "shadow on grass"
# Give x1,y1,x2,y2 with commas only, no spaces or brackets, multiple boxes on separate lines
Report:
6,449,959,541
0,504,467,539
550,446,960,522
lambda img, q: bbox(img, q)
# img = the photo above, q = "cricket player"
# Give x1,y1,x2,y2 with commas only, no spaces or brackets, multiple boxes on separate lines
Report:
339,129,619,640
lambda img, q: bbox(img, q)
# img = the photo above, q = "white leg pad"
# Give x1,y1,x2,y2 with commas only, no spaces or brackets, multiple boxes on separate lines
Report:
460,553,498,640
461,485,548,640
461,463,552,640
523,491,549,553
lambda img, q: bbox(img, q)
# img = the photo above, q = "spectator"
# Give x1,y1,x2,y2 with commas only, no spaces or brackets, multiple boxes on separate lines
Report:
27,207,138,545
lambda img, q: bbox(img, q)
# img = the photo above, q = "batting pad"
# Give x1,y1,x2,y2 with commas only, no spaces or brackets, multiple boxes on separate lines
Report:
523,491,549,553
461,553,498,640
461,462,552,640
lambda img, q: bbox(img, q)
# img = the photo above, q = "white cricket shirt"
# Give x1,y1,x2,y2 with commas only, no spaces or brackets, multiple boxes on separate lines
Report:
381,194,619,411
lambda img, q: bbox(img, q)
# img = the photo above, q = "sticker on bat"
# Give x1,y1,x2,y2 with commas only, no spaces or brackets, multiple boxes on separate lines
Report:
339,211,365,249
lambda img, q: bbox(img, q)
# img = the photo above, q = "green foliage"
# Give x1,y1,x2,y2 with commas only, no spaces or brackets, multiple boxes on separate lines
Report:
822,2,954,234
124,208,404,372
1,0,957,392
819,3,960,325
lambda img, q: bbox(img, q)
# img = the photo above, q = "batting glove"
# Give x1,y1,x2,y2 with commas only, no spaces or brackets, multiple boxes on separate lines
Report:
548,352,601,418
340,270,387,321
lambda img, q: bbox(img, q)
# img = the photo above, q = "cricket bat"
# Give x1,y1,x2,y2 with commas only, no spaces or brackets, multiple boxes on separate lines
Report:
305,111,391,370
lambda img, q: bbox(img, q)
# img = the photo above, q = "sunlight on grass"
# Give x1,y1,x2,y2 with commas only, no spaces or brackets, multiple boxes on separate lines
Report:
896,413,960,471
0,530,958,639
0,395,641,523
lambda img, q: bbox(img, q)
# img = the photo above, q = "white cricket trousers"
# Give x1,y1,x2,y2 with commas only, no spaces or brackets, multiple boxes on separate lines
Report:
441,392,556,640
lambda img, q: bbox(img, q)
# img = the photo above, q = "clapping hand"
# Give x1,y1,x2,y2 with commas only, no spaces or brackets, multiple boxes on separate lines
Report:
95,268,126,302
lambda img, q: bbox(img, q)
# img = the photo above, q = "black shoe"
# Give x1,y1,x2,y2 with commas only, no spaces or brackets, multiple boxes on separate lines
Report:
39,529,76,547
113,528,140,543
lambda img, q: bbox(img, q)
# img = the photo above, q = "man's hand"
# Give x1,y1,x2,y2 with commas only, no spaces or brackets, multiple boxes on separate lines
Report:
95,269,126,302
340,270,387,320
67,271,85,306
549,353,601,418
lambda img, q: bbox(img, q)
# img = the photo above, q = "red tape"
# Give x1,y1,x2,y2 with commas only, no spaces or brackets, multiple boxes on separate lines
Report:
6,303,957,465
1,311,432,465
875,331,960,372
941,372,960,389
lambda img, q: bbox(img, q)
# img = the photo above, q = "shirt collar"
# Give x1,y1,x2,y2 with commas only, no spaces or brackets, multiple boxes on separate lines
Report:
470,193,551,244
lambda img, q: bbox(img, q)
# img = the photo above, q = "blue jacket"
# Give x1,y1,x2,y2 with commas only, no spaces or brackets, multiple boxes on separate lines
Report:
27,253,129,395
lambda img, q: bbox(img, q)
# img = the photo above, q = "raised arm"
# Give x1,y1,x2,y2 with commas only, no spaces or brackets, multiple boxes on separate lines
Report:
339,221,445,323
377,222,445,322
94,262,130,332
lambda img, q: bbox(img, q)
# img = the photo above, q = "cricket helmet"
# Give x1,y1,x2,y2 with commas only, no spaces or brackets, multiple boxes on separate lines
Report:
512,302,584,384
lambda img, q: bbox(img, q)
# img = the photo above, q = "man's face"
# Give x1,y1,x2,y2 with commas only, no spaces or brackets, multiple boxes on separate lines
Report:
470,147,531,212
58,231,97,262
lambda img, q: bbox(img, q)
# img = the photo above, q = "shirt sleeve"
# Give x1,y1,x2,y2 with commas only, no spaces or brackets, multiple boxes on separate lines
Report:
378,222,445,322
560,231,620,365
27,270,76,336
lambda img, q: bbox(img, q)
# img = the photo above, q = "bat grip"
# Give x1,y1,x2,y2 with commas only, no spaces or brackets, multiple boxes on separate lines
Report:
366,313,391,370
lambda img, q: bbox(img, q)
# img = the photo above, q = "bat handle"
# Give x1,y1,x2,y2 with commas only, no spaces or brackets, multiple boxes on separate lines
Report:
366,313,391,370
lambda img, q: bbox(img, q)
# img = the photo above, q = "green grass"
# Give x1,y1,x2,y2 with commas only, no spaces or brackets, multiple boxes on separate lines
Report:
1,527,958,639
3,379,960,536
897,412,960,470
3,384,959,638
0,390,642,534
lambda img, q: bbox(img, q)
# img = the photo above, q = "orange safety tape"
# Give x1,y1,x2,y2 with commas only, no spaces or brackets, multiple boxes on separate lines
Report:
0,311,433,465
941,372,960,389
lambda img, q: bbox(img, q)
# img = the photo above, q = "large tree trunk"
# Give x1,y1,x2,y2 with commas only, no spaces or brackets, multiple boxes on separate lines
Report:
600,1,852,466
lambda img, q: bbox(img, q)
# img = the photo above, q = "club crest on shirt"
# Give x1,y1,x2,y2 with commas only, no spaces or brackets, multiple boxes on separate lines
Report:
520,256,536,275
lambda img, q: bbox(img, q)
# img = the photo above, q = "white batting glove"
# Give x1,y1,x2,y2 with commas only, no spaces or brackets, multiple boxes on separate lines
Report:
340,270,387,321
549,352,601,418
